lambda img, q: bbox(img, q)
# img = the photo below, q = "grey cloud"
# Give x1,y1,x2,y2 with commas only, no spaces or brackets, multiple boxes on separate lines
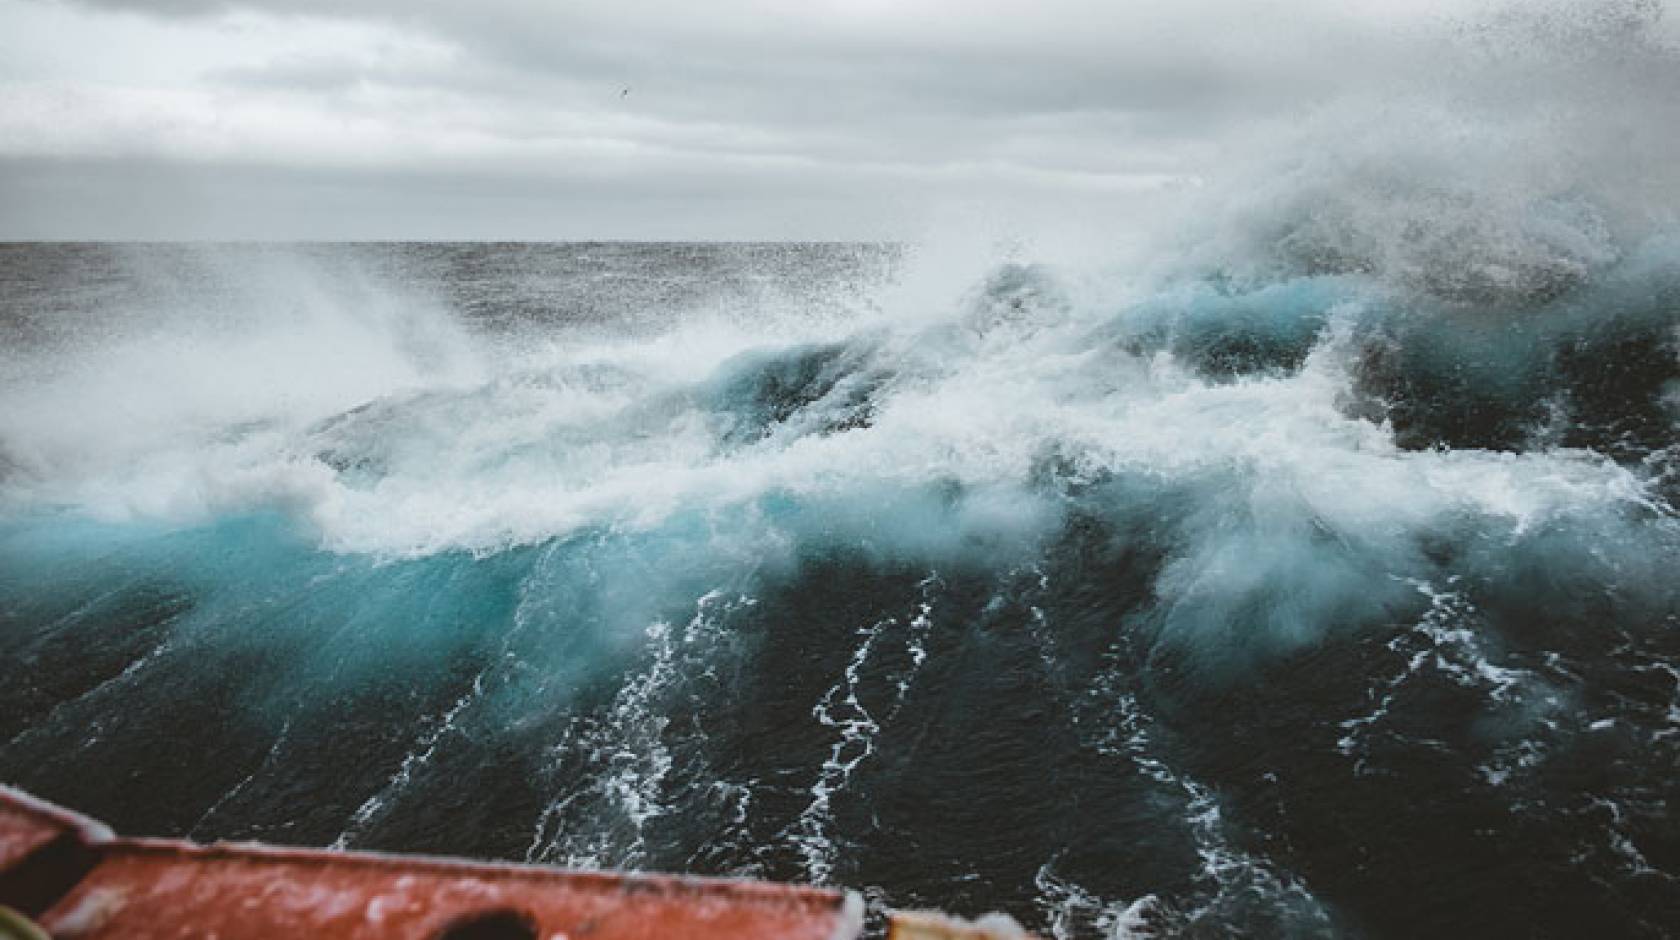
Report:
0,147,1170,241
49,0,1424,123
8,0,1679,239
50,0,230,13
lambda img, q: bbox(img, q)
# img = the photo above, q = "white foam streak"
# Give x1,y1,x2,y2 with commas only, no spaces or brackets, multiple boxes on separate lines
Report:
792,577,940,884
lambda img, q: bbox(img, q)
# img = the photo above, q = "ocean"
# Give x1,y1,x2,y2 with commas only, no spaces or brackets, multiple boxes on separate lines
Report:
1,237,1677,937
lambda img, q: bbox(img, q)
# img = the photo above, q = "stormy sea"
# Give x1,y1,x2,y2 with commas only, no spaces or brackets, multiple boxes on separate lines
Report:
3,211,1679,936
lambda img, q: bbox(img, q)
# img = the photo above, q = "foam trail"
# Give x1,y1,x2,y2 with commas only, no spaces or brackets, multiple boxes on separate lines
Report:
525,590,752,871
333,674,485,850
790,575,942,884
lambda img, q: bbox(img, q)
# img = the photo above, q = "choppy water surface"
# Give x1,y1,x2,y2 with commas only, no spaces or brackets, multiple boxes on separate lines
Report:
1,234,1677,937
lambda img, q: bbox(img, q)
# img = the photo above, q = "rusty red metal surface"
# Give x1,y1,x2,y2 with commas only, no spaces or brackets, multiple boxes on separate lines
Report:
39,840,860,940
0,787,111,873
0,786,861,940
0,787,111,920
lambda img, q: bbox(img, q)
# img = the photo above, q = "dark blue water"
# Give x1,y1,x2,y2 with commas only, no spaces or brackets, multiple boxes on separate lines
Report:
1,240,1677,937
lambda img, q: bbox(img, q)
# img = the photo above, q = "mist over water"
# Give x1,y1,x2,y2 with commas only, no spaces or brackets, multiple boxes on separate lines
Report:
5,6,1680,937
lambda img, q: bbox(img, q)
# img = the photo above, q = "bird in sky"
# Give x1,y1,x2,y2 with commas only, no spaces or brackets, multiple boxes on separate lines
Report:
620,87,631,98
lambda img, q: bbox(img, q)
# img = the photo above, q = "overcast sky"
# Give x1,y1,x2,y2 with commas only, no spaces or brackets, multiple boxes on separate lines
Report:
0,0,1673,240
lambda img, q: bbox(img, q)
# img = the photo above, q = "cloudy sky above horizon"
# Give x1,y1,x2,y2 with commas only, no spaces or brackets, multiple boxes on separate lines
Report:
0,0,1673,240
